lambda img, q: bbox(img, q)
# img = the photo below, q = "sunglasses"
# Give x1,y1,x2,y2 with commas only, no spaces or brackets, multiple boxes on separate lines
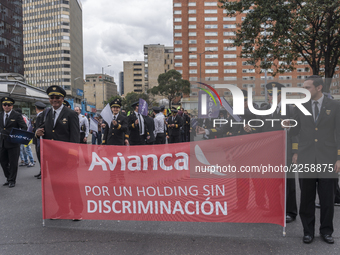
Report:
2,104,13,107
49,96,61,100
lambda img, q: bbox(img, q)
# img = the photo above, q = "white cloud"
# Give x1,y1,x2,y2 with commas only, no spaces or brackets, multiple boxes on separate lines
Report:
82,0,173,90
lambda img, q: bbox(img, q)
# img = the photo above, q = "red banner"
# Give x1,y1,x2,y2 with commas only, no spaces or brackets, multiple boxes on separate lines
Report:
41,131,286,226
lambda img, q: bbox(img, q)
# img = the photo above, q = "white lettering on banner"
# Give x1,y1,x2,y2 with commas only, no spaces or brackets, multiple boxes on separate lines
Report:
213,118,298,128
86,199,228,215
88,152,189,171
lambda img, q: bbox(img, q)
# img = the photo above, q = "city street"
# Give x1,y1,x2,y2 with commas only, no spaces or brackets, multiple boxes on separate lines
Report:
0,146,339,255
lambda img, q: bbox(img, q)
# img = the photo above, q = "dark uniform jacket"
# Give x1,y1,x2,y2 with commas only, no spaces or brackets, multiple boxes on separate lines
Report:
102,114,128,145
144,115,155,144
40,106,79,143
0,110,27,148
167,115,183,136
128,112,149,144
290,96,340,176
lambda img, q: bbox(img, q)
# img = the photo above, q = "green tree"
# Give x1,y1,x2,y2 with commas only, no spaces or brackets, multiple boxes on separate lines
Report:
218,0,340,92
124,92,153,113
149,69,190,108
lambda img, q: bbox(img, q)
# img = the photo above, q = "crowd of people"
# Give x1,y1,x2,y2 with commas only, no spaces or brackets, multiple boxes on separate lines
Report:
0,75,340,243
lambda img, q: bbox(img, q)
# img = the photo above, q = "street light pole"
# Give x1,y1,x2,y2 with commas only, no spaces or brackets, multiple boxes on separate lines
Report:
102,65,111,109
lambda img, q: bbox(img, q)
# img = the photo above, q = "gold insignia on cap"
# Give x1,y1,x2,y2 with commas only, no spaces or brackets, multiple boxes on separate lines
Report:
5,97,7,100
326,110,331,115
272,84,276,87
53,87,56,90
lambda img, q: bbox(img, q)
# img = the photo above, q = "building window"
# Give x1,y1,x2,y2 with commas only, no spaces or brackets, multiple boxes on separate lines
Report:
189,62,197,66
224,54,237,58
188,25,197,29
189,55,197,59
205,47,218,51
174,25,182,29
174,63,182,67
204,2,217,6
174,10,182,15
189,77,198,81
189,47,197,51
189,32,197,36
224,32,236,36
205,17,218,21
206,77,219,81
174,3,182,7
205,32,218,36
223,24,237,29
223,17,236,21
205,24,218,29
224,47,237,51
205,39,218,44
174,48,182,52
189,17,197,21
175,55,183,59
205,69,218,73
189,40,197,44
224,69,237,73
174,40,182,44
205,62,218,66
188,2,196,6
242,76,255,80
189,69,197,74
205,54,218,59
279,76,292,80
204,10,218,14
224,39,235,43
224,62,237,66
242,69,255,73
174,33,182,37
188,9,196,14
174,18,182,22
224,77,237,81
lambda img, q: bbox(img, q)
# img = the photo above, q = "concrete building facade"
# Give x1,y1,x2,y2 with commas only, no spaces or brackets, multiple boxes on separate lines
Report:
119,71,124,95
23,0,84,103
0,0,24,75
123,44,174,95
84,73,117,111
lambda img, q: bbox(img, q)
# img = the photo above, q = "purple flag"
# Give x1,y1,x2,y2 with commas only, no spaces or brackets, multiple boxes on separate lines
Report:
198,90,220,118
138,98,148,116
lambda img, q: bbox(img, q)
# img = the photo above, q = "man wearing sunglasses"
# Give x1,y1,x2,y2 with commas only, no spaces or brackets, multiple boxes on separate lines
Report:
35,85,82,220
0,97,27,188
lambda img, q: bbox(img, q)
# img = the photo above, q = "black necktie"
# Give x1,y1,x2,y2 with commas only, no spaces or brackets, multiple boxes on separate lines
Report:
314,102,319,122
5,113,8,125
113,116,116,121
52,111,56,126
138,114,142,134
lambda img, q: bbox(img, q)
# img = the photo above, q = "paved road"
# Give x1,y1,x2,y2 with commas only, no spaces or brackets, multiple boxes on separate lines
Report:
0,146,339,255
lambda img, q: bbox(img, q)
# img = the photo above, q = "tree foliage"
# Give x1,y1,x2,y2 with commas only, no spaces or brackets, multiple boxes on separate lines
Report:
218,0,340,92
148,69,190,108
124,92,154,112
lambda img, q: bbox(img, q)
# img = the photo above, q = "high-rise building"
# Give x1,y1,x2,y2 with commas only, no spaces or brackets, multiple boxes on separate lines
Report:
172,0,340,106
119,71,124,95
23,0,84,103
123,44,174,96
84,73,118,111
0,0,24,75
